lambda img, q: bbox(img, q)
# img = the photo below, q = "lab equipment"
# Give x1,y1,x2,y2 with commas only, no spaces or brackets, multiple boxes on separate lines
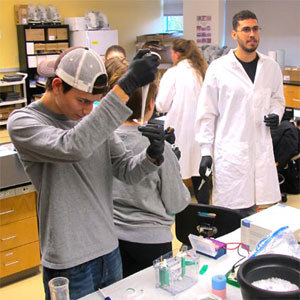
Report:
140,51,161,125
138,123,165,165
85,11,109,30
153,248,200,295
198,168,211,190
189,234,226,259
211,275,226,300
241,204,300,251
48,277,70,300
176,203,242,246
237,254,300,300
69,29,118,58
97,288,111,300
264,113,279,129
225,268,240,288
199,156,212,181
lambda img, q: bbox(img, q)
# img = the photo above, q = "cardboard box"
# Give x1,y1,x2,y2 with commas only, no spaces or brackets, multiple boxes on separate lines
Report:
45,43,58,51
241,204,300,251
47,28,57,40
14,5,28,25
56,28,68,40
0,106,15,120
136,32,179,42
284,66,300,82
47,28,68,41
136,33,181,64
34,43,46,54
57,42,69,51
25,28,45,41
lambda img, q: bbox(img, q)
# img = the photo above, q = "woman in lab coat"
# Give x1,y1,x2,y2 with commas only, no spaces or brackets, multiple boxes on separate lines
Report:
156,39,208,203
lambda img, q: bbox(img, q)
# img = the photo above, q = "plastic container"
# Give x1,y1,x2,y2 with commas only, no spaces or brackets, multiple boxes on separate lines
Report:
237,254,300,300
153,248,200,295
212,274,226,299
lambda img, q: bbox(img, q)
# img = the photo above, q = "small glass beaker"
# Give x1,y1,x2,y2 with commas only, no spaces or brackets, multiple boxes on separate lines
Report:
49,277,70,300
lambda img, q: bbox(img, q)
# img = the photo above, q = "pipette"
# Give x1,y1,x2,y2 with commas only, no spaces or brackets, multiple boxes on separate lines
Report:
198,168,212,191
140,51,161,125
97,288,111,300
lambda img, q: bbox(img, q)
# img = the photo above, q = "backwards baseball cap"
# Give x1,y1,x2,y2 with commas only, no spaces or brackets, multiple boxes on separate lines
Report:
37,47,108,94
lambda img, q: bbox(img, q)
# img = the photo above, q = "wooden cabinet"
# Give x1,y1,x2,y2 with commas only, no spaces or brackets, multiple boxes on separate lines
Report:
284,84,300,109
17,24,70,103
0,184,40,278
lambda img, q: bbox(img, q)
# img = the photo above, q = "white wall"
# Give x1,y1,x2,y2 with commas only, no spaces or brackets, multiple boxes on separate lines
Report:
225,0,300,66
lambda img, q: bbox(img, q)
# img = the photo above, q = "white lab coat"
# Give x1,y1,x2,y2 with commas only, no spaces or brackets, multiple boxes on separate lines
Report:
195,50,285,209
156,59,202,179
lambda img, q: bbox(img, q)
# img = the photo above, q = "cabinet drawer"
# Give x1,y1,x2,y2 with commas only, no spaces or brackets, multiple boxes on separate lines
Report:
0,217,38,251
0,241,40,278
0,192,36,225
284,85,300,109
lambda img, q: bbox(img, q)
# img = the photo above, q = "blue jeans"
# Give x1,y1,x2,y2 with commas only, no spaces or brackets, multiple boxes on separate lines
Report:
43,247,122,300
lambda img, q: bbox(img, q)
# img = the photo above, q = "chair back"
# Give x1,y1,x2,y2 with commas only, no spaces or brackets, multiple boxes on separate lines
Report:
175,203,242,246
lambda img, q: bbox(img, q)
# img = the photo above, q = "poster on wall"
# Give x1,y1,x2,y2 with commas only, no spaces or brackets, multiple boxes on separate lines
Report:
196,15,212,46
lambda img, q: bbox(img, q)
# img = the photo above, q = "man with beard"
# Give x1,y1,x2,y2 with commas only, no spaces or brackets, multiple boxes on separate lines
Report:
195,10,285,217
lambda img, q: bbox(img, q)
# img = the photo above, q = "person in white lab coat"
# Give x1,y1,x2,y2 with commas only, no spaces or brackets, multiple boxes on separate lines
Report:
156,38,209,203
195,10,285,217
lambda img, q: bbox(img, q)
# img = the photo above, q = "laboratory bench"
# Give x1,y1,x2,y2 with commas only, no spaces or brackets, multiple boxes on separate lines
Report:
80,229,244,300
283,80,300,110
0,143,40,285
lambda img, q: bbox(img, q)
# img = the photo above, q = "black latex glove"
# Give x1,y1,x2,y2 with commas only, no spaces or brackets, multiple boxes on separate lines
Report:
138,124,165,166
264,114,279,129
164,127,175,144
117,55,159,97
199,156,213,180
172,146,181,160
133,49,150,60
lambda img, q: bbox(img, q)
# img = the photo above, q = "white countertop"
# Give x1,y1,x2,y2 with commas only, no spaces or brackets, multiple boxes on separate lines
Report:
80,229,243,300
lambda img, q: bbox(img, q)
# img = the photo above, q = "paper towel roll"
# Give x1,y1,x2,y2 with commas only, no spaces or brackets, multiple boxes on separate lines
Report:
268,51,277,61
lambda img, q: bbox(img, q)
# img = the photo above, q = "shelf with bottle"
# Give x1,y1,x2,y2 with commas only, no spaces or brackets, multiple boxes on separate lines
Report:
0,72,28,126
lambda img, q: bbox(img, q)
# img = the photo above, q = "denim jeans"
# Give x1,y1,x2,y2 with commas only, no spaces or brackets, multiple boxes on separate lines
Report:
43,247,122,300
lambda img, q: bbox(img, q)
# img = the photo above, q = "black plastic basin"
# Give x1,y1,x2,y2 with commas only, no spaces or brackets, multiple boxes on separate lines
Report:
237,254,300,300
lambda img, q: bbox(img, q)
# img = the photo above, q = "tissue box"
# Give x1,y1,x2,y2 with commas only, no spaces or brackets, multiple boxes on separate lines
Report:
241,204,300,251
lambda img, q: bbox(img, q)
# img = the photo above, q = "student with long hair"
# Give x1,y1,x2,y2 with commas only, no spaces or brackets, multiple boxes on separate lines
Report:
105,57,190,278
156,38,209,204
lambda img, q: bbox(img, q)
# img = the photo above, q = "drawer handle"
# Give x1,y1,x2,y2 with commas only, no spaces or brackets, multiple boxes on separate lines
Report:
292,98,300,102
1,235,17,241
0,209,15,216
4,260,19,267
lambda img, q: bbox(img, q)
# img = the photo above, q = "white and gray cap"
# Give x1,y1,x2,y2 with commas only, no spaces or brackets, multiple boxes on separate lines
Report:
37,47,108,94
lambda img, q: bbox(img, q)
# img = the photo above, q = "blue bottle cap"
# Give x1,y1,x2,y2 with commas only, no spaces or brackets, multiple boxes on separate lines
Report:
212,274,226,290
